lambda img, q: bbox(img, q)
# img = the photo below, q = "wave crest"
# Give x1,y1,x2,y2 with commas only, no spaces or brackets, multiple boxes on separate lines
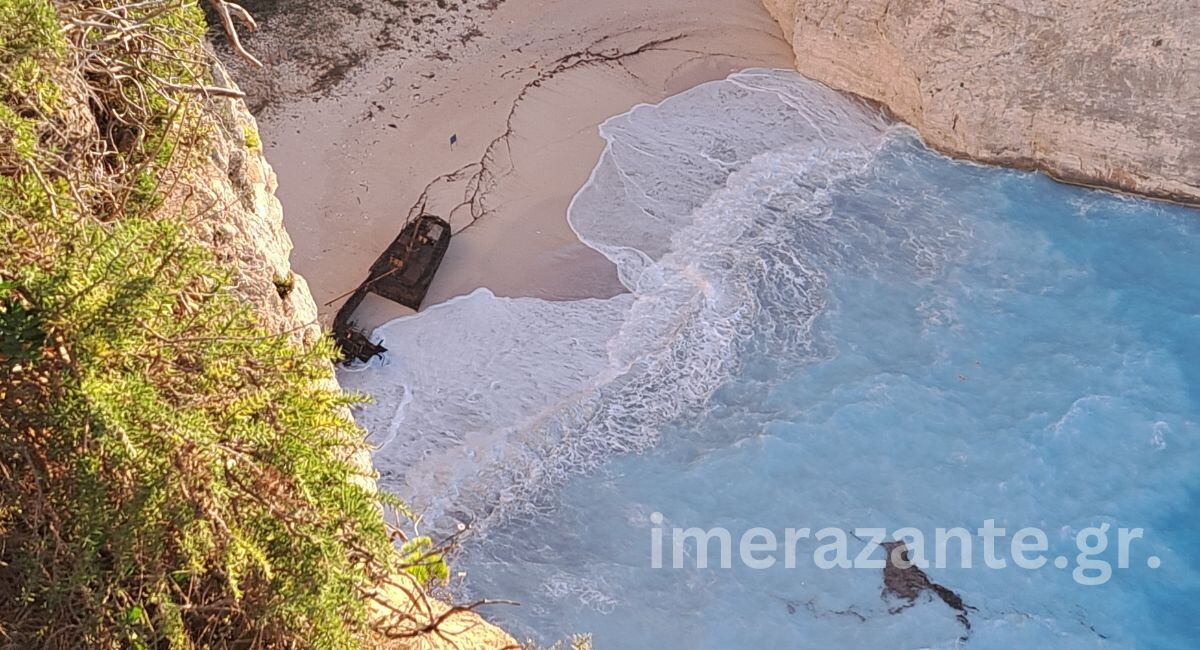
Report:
338,70,899,532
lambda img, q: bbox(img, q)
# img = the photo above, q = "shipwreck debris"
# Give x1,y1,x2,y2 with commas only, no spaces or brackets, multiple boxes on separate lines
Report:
332,214,452,362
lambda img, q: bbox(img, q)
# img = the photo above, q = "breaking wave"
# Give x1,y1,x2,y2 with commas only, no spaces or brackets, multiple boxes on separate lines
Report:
338,70,941,532
339,68,1200,647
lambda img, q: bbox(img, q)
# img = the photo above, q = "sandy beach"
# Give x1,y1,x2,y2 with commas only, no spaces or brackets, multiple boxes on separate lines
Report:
231,0,793,330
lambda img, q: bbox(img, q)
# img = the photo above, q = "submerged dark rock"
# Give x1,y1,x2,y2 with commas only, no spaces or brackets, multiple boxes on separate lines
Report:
881,541,975,639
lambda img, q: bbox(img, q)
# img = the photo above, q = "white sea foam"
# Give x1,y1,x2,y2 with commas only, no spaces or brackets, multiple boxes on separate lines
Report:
337,70,898,532
350,70,1200,647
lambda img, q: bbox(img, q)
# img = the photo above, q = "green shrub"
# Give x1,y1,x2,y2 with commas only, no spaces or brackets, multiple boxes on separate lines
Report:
244,125,262,151
0,2,428,647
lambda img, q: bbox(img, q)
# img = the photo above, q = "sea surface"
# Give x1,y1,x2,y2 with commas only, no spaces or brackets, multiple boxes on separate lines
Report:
338,70,1200,648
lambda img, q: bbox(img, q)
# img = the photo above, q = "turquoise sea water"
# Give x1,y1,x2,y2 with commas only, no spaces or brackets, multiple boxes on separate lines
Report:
339,70,1199,648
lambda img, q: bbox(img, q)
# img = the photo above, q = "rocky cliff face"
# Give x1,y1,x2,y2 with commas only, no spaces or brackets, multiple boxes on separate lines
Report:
196,58,517,650
193,59,323,343
762,0,1200,204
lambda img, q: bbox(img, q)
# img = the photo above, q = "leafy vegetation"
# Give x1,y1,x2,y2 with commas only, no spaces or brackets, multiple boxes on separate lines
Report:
243,125,261,151
0,1,453,647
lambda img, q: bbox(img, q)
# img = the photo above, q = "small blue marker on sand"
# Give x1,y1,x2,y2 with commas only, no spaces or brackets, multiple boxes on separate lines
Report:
449,133,458,149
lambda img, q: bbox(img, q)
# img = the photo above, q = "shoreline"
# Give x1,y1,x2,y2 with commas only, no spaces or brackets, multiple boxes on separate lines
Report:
244,0,794,331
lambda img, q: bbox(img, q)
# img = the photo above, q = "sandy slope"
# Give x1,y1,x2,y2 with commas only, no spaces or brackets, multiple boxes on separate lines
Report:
235,0,792,330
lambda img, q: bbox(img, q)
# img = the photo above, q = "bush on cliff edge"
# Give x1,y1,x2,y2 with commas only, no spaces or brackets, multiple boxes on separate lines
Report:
0,1,438,647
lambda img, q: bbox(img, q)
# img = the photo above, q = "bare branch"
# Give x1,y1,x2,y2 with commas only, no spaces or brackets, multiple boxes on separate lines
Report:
206,0,263,67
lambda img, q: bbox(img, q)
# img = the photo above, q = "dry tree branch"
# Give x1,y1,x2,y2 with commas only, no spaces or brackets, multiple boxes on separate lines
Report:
205,0,262,67
380,599,520,640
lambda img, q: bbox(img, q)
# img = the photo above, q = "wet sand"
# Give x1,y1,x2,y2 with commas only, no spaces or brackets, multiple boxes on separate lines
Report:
235,0,793,330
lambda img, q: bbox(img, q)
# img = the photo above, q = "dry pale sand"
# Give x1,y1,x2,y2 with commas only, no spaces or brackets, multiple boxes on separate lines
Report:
244,0,793,331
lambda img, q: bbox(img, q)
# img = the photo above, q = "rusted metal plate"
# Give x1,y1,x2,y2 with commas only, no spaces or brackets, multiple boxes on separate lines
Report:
332,215,452,362
365,216,451,310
